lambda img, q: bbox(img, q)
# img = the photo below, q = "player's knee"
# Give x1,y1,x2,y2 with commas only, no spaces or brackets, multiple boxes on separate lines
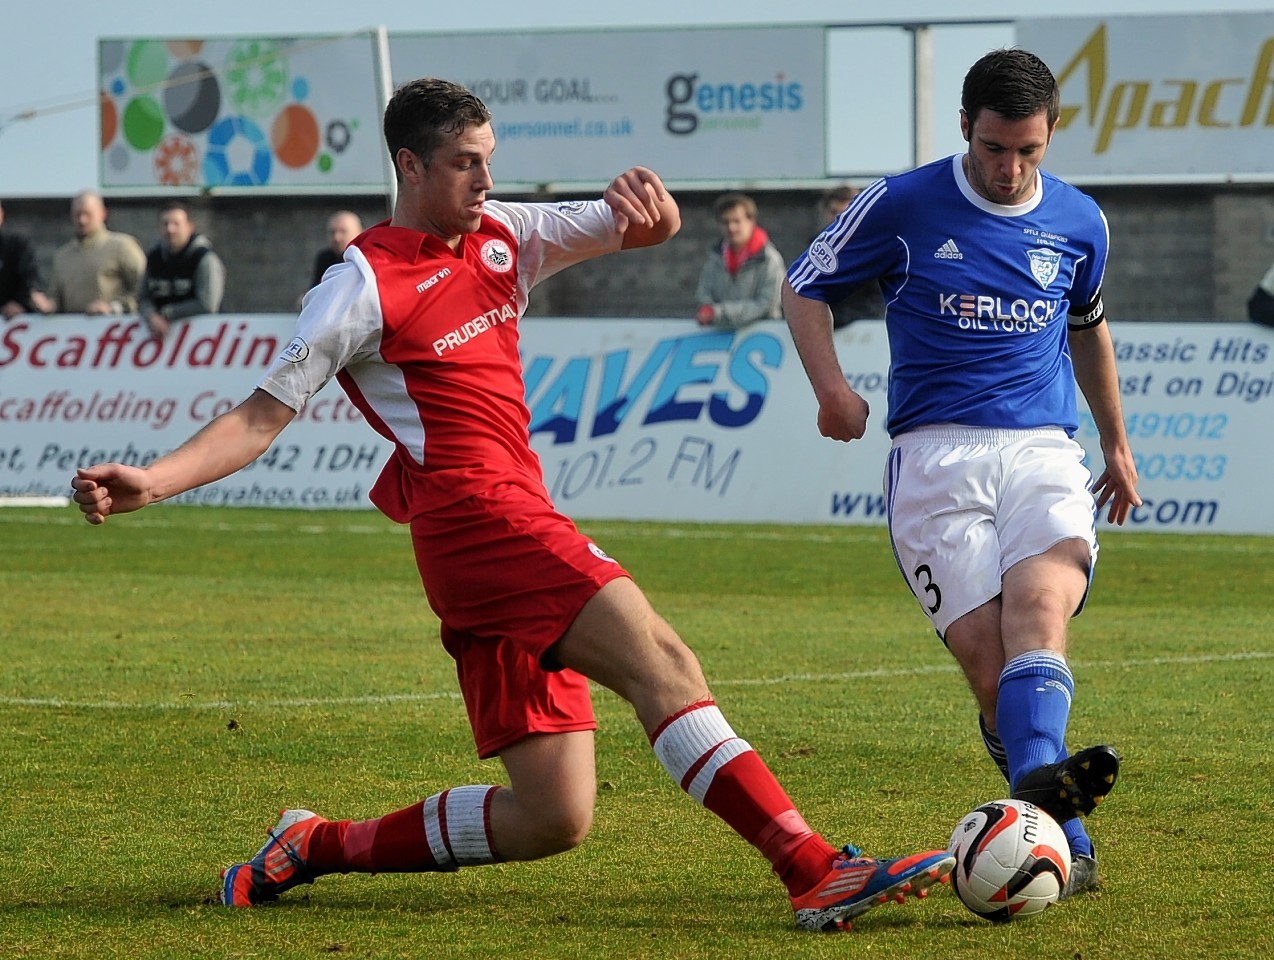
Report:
644,620,707,691
532,803,594,855
653,621,700,671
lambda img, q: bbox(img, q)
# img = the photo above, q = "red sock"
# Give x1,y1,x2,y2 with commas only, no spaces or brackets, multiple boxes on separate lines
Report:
309,802,439,874
652,702,837,896
307,786,501,874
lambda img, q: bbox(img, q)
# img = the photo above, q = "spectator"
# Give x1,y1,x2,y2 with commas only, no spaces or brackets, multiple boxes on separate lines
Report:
694,192,785,330
1246,260,1274,328
49,190,146,316
310,210,363,289
0,200,54,320
813,186,886,328
138,201,226,339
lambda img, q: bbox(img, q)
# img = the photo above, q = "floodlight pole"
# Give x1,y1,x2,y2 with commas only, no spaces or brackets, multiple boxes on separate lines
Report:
911,24,934,167
371,25,396,215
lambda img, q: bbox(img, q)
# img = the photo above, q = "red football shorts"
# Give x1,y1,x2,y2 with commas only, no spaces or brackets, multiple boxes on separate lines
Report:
409,482,630,759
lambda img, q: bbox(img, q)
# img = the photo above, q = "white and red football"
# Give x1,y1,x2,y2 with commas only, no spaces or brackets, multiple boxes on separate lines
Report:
948,798,1071,922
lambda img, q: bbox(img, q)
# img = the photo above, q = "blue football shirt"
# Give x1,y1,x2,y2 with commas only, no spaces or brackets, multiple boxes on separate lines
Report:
787,154,1109,437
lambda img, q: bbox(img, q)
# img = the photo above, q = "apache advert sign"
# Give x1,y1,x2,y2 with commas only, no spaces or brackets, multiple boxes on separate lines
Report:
1019,14,1274,180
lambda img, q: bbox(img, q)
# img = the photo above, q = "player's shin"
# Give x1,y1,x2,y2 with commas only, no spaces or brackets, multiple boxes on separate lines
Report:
309,785,503,874
650,700,836,895
995,650,1074,789
978,712,1011,781
980,711,1093,858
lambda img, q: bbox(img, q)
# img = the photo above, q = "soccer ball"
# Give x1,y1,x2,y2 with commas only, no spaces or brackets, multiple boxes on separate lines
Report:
948,799,1070,922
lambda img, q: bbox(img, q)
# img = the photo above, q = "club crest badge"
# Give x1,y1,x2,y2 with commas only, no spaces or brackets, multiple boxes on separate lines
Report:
1026,247,1062,290
480,239,513,273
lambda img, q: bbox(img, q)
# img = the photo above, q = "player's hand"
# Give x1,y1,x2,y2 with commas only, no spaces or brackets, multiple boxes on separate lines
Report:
71,464,153,525
84,299,115,316
817,387,870,442
1091,443,1141,525
604,166,667,233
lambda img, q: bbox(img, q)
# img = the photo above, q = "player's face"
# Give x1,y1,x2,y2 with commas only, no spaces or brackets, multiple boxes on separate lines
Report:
413,123,496,246
961,108,1056,206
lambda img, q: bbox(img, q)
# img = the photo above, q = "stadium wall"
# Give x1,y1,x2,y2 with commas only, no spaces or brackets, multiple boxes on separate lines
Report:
2,182,1273,323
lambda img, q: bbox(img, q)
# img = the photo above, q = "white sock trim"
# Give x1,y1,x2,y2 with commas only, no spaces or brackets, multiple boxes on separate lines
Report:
685,738,751,803
423,785,498,869
652,704,752,804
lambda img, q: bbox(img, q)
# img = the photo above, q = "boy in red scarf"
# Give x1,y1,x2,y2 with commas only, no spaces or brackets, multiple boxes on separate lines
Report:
695,192,786,329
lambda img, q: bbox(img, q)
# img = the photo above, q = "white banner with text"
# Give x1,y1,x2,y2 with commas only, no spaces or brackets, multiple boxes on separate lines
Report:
389,27,825,184
1,315,1270,534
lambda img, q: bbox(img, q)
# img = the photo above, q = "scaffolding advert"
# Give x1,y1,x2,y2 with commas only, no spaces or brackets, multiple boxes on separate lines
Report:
1,315,1270,534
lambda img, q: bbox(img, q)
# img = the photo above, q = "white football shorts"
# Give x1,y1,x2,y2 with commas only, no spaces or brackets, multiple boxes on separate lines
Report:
884,424,1098,638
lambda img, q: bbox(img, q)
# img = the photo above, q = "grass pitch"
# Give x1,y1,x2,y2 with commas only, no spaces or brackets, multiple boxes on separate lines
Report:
2,506,1272,959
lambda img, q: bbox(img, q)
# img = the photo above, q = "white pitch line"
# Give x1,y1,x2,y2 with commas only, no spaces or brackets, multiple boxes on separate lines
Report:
4,510,1271,551
8,512,1272,554
0,511,400,536
0,690,464,711
714,650,1274,687
2,651,1269,712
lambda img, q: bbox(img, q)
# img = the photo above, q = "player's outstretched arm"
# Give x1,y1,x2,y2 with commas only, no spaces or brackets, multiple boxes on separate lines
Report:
782,279,869,442
1069,322,1142,524
71,388,297,525
605,167,681,249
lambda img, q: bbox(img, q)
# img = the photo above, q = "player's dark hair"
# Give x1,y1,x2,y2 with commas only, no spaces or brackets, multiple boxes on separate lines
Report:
158,200,190,218
961,48,1059,127
383,78,492,179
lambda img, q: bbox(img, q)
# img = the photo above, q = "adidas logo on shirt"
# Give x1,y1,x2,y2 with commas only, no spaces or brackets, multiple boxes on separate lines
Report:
934,239,964,260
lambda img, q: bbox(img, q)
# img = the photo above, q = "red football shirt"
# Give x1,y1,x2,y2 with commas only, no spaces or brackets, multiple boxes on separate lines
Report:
258,199,622,521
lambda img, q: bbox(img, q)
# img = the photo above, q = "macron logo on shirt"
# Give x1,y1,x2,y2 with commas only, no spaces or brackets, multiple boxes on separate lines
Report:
934,239,964,260
416,267,452,294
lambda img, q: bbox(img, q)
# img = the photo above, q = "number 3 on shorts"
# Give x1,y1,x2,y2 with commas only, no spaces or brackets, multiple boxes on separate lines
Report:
913,563,942,615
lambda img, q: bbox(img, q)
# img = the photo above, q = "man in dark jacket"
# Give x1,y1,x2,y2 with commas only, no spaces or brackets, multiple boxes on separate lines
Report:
810,186,885,329
0,201,53,320
139,201,226,338
1248,261,1274,328
310,210,363,289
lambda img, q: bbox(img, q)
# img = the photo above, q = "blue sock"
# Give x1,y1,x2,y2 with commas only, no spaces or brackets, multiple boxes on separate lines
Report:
1062,811,1093,858
996,650,1074,791
978,713,1011,782
980,708,1091,857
